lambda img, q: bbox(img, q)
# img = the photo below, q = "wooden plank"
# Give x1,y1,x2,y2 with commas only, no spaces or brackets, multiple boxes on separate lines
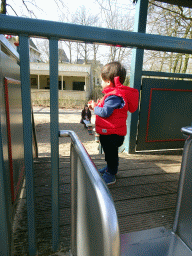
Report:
34,195,71,209
34,175,70,186
96,161,181,171
35,208,71,228
34,162,70,170
118,208,175,234
115,194,177,217
112,173,180,188
110,181,178,201
13,225,71,255
118,153,182,161
34,169,71,178
13,154,182,255
115,173,179,185
13,204,71,232
116,167,180,178
33,157,70,164
23,184,70,199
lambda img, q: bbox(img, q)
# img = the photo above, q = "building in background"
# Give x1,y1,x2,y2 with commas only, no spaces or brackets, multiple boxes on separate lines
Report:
5,35,102,103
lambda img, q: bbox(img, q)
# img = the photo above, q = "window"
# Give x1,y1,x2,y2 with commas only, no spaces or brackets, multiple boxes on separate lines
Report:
31,78,37,85
45,78,50,89
73,82,85,91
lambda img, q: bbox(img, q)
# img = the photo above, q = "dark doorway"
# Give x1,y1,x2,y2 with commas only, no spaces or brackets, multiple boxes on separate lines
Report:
73,82,85,91
58,81,65,90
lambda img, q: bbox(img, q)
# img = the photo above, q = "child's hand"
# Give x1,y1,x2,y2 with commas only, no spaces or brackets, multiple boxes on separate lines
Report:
88,100,96,110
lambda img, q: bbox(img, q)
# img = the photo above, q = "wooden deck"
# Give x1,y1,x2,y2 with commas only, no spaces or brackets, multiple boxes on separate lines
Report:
12,152,182,255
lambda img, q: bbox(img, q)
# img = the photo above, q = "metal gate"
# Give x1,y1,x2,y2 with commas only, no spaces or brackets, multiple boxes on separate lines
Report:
136,78,192,151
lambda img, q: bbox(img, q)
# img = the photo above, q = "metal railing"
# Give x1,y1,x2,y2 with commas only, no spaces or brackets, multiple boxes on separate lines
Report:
59,130,120,256
173,126,192,233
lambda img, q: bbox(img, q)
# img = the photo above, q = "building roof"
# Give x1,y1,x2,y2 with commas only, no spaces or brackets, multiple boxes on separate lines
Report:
58,48,69,63
29,39,38,50
76,59,101,65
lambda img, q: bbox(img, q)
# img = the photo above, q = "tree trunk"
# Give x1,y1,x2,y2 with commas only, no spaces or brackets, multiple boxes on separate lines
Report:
93,44,97,64
182,54,189,73
84,43,87,64
1,0,6,14
178,55,183,73
172,20,192,73
69,44,72,63
181,27,192,74
159,52,166,72
172,53,182,73
169,52,173,73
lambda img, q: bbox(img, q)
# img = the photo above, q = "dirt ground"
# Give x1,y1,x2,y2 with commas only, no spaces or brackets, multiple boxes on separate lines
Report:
33,106,99,157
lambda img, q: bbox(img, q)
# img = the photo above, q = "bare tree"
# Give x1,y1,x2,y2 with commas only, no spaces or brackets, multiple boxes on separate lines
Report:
35,39,49,62
72,6,100,64
58,12,76,63
1,0,67,18
1,0,43,17
58,6,100,64
96,0,134,63
145,1,192,74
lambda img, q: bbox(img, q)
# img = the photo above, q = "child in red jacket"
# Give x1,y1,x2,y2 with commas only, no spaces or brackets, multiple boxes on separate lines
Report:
89,61,139,185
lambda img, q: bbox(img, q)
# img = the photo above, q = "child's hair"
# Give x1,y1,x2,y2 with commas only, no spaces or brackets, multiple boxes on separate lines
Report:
101,61,126,85
84,104,89,110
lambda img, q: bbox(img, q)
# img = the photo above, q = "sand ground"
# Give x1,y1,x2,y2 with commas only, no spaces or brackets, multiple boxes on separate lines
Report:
33,106,99,158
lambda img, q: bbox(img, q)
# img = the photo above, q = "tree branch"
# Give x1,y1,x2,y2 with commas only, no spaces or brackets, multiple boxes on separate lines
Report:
6,4,18,16
149,1,192,21
23,1,44,12
53,0,68,12
22,0,37,18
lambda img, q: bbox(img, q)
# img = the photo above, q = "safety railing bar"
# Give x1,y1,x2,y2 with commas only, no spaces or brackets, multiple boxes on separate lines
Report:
1,15,192,54
0,119,12,256
49,38,59,252
59,130,103,183
70,144,78,256
19,35,37,256
173,128,192,233
181,126,192,136
142,70,192,79
59,130,120,256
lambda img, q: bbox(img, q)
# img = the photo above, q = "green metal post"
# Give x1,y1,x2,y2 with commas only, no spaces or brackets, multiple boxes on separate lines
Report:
0,119,12,255
19,35,37,255
49,38,59,251
125,0,149,153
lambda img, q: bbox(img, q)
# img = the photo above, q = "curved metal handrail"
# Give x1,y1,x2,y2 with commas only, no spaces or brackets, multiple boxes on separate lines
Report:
181,126,192,136
173,126,192,233
59,130,120,256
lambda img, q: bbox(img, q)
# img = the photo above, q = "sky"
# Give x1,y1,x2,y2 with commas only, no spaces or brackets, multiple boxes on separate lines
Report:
6,0,136,67
7,0,135,22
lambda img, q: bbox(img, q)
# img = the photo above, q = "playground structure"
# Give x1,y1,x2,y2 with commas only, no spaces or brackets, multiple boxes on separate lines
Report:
1,0,192,255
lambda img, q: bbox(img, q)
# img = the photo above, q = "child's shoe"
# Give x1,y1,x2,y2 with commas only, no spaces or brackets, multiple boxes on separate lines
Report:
98,166,107,175
102,172,116,185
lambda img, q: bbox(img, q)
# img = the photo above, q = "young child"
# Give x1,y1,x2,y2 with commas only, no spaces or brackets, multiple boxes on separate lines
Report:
80,104,92,128
88,61,139,185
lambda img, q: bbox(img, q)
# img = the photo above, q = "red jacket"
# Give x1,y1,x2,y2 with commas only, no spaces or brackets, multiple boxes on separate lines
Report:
95,77,139,136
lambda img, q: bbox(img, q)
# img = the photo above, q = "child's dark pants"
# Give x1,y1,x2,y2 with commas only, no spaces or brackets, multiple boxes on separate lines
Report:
99,134,124,175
